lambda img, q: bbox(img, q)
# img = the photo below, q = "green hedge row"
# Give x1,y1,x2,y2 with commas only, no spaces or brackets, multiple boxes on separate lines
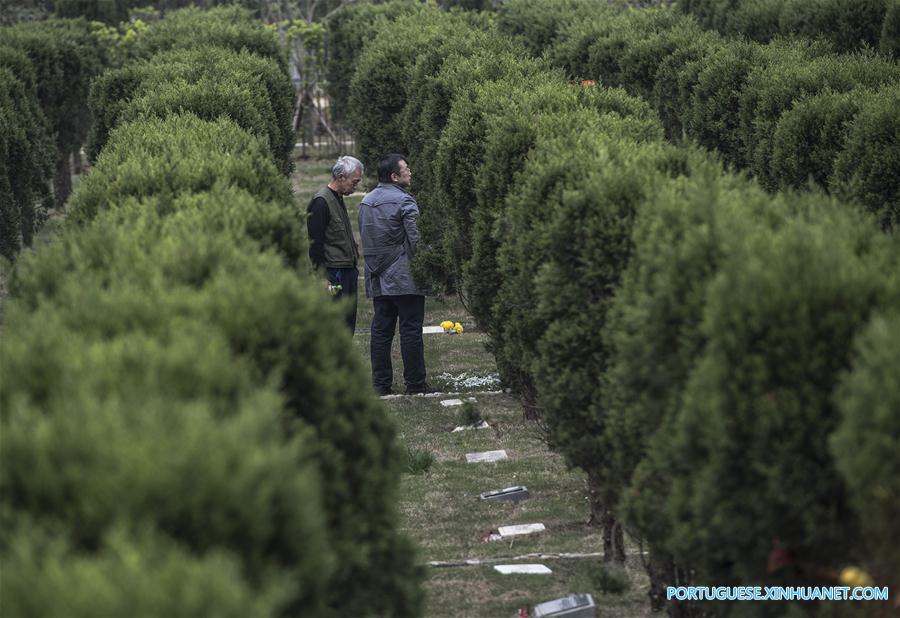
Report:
495,1,900,228
1,7,422,618
0,17,105,259
87,45,294,172
678,0,899,55
51,0,258,24
338,2,900,614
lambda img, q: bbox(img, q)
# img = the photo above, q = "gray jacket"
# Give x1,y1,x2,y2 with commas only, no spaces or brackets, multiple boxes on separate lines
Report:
359,182,423,297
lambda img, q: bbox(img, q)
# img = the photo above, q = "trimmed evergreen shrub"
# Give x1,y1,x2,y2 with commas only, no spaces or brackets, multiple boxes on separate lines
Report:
54,0,123,24
681,0,889,53
651,33,721,140
882,0,900,57
71,114,291,225
496,0,617,57
599,14,703,103
347,9,480,170
399,25,515,202
6,203,423,617
516,136,684,471
832,311,900,592
770,88,873,191
778,0,886,52
87,46,293,172
718,0,782,42
411,53,550,295
0,65,54,256
604,169,779,608
1,309,333,611
324,0,428,121
738,44,900,190
2,525,284,618
130,5,287,71
832,84,900,228
583,7,687,98
1,18,104,206
658,197,898,591
686,39,766,168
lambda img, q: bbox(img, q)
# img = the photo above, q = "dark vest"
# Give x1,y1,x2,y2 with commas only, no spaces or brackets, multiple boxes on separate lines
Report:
316,186,358,268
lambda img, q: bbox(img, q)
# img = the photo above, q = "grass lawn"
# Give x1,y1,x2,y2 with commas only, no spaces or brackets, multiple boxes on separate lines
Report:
293,157,653,617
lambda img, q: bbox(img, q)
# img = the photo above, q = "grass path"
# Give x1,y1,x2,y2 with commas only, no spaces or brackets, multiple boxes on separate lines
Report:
294,158,653,617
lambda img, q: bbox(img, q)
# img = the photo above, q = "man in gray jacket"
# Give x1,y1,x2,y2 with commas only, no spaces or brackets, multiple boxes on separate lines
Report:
359,154,427,395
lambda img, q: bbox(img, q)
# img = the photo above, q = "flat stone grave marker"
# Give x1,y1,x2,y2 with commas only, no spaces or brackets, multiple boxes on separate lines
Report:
422,326,445,334
465,450,508,463
451,420,490,433
533,594,597,618
440,397,477,407
494,564,553,575
498,523,546,538
479,486,530,502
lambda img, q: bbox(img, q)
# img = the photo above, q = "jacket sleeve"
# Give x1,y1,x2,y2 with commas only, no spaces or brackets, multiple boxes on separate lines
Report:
400,196,420,257
306,196,330,269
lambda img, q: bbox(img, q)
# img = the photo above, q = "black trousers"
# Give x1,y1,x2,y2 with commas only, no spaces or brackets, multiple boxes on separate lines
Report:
371,294,425,390
326,266,358,334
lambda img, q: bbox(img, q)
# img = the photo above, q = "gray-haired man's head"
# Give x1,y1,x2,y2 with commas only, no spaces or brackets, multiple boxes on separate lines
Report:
332,155,363,179
329,155,363,195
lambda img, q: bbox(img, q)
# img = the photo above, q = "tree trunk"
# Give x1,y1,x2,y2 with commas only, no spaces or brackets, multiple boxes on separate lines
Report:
53,154,72,210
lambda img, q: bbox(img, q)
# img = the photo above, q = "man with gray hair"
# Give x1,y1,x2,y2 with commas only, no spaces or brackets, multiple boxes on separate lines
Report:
307,155,363,333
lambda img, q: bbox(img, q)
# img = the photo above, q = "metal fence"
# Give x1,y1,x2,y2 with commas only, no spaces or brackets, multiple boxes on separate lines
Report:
294,91,356,159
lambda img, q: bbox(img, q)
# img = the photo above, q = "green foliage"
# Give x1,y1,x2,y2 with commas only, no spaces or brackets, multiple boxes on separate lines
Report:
660,198,898,591
404,447,436,475
686,39,765,168
2,243,336,614
770,88,872,191
413,53,549,297
779,0,886,52
680,0,890,53
0,64,54,257
519,137,684,478
496,0,618,57
1,526,285,618
54,0,123,23
832,84,900,228
739,44,900,190
87,46,293,172
582,7,687,95
1,18,104,152
72,114,291,225
458,401,483,427
131,5,287,71
718,0,783,42
882,0,900,56
650,34,721,140
399,26,516,203
324,0,428,120
1,18,105,206
7,202,422,616
832,311,900,588
347,9,479,170
609,173,786,553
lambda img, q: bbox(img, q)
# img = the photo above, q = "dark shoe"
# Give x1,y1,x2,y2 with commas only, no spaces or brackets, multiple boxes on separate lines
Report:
404,383,431,395
375,386,394,396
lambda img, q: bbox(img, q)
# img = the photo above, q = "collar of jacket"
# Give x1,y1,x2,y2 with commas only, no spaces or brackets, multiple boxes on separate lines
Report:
375,182,411,194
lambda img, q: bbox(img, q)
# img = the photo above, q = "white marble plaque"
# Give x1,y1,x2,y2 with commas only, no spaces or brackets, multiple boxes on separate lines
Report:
422,326,445,334
494,564,553,575
441,399,464,407
451,420,490,433
534,594,596,618
498,523,546,538
465,450,508,463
